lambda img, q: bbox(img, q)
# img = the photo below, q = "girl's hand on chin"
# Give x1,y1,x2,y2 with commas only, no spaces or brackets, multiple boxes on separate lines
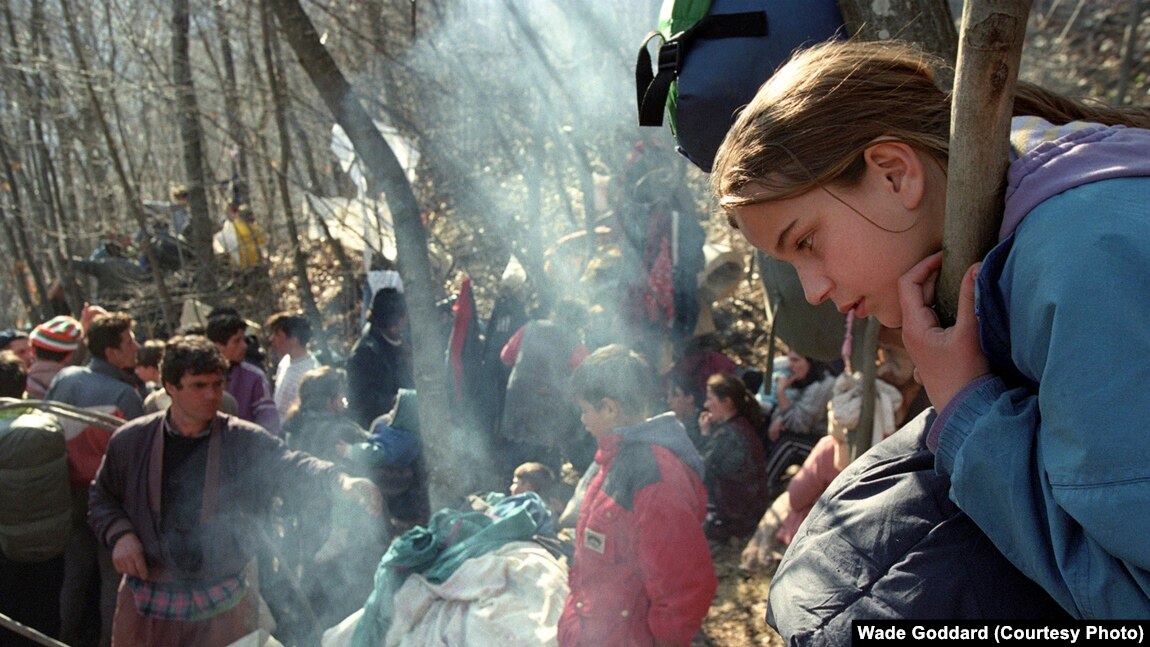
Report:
897,253,990,410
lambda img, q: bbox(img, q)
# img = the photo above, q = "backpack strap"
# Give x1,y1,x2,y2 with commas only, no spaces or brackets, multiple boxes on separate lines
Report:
635,11,769,127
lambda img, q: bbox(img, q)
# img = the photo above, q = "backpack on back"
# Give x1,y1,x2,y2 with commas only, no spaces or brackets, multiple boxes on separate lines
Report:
635,0,844,172
636,0,863,363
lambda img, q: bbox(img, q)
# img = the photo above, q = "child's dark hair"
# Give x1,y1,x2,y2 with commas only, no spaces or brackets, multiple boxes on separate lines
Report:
571,344,656,416
667,371,703,408
369,288,407,329
706,372,767,429
33,346,71,363
295,366,346,413
160,335,229,387
514,461,557,497
137,339,166,368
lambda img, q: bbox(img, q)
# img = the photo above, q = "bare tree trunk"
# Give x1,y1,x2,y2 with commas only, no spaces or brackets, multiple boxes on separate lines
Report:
936,0,1031,322
288,113,326,195
260,0,325,345
1,3,72,320
0,127,55,321
0,208,38,321
1115,0,1144,105
172,0,219,297
267,0,483,506
837,0,959,65
60,0,178,329
214,0,253,195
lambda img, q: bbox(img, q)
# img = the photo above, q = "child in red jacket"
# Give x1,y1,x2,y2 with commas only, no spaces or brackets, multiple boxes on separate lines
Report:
558,344,716,646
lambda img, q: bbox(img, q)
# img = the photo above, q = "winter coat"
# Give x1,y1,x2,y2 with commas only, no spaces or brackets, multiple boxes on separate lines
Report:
45,357,144,487
929,118,1150,618
558,413,716,646
768,411,1069,646
702,414,768,540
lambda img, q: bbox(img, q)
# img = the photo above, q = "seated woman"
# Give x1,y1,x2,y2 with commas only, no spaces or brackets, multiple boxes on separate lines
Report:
763,352,835,500
699,372,768,542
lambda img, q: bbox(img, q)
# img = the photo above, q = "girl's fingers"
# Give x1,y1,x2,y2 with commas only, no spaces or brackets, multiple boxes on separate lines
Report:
898,252,943,335
955,262,981,330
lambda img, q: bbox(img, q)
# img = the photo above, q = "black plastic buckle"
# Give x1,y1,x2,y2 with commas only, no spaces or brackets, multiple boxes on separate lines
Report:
657,39,682,75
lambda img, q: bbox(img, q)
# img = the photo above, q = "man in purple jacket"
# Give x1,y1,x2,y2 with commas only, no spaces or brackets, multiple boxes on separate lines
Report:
206,310,281,436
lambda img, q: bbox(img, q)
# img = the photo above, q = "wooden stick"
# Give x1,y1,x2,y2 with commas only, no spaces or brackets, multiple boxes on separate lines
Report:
937,0,1032,324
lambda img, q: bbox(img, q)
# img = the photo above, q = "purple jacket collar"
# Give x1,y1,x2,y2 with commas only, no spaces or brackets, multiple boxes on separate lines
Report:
1000,118,1150,239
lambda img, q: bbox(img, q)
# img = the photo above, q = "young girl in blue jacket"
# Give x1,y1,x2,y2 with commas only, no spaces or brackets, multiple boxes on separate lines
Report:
712,39,1150,619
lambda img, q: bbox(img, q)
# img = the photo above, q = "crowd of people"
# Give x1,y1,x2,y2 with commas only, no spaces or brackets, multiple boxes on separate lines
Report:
0,268,854,647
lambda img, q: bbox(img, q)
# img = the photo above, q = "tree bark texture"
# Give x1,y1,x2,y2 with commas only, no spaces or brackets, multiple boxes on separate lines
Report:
266,0,484,507
173,0,220,296
59,0,179,330
260,1,325,349
837,0,959,64
937,0,1031,323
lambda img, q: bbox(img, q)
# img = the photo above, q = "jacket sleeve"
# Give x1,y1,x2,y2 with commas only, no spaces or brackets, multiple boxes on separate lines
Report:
116,388,145,421
250,372,281,436
703,427,748,480
88,435,137,549
345,345,374,428
778,376,833,434
634,461,717,644
786,435,838,513
932,183,1150,618
250,429,342,508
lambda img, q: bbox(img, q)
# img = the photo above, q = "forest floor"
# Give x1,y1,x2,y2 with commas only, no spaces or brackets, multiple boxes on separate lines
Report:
700,541,781,647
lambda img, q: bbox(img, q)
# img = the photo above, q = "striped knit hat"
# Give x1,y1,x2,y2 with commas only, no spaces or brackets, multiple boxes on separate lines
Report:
30,316,82,353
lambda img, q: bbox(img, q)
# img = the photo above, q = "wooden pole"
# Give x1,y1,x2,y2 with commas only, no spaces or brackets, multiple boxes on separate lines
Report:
850,317,882,460
937,0,1032,323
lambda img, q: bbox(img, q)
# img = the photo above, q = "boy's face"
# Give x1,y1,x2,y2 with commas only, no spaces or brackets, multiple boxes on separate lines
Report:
217,329,248,364
578,398,617,439
667,385,697,421
268,329,290,357
135,364,160,383
509,476,535,496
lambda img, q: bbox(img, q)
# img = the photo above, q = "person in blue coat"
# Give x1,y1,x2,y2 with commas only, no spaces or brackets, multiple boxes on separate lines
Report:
712,39,1150,620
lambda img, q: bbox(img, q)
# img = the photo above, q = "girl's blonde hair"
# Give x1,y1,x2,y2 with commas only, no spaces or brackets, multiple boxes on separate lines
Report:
713,39,1150,215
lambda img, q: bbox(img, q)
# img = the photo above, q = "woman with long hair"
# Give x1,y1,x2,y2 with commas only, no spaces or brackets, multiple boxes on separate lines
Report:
699,372,768,541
